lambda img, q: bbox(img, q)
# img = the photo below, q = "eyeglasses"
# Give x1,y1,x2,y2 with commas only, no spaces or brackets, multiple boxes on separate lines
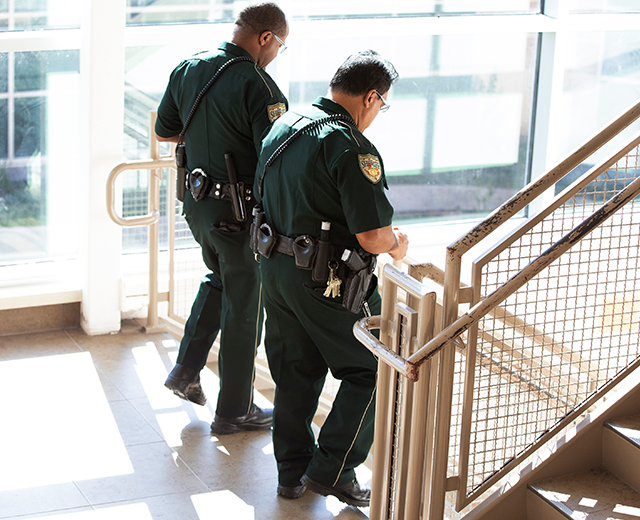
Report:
272,33,287,54
375,91,391,112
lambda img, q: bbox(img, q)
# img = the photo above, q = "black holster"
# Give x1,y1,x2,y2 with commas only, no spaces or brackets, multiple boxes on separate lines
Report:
341,249,377,314
176,144,187,203
250,204,266,256
250,204,279,258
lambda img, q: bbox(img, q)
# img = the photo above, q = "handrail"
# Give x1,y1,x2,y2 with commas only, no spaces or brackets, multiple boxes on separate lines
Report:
357,172,640,383
106,157,174,227
105,111,175,332
354,315,420,380
408,172,640,367
447,97,640,258
355,99,640,520
353,263,435,381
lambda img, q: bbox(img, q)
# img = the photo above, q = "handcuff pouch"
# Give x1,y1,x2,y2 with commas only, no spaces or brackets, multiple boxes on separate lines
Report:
256,223,276,258
292,235,317,270
188,168,213,202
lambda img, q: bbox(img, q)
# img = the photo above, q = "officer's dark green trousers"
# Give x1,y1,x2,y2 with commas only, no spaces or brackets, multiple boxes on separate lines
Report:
260,252,379,488
177,191,263,418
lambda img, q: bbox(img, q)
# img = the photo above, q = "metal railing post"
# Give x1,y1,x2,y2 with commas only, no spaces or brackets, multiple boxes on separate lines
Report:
354,264,437,520
106,111,174,331
147,112,161,331
427,250,462,519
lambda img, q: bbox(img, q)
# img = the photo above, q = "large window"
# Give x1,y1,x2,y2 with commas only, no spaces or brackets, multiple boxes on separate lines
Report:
285,30,538,222
554,30,640,192
2,0,640,288
560,30,640,156
0,50,80,262
123,23,538,226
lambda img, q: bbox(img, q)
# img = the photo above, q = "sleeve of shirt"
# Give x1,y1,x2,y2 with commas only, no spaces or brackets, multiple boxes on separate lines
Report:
155,67,184,138
244,73,288,155
331,140,394,235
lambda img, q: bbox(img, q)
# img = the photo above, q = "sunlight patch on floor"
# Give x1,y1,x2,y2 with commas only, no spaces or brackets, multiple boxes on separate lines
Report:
155,411,193,446
191,490,255,519
0,352,133,491
133,344,184,410
614,503,640,517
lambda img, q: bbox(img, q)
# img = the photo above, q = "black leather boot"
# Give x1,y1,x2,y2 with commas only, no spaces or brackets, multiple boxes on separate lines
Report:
164,364,207,406
210,404,273,435
301,475,371,507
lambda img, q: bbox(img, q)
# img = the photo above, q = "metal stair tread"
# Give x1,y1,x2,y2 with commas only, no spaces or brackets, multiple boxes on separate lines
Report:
529,468,640,519
606,414,640,449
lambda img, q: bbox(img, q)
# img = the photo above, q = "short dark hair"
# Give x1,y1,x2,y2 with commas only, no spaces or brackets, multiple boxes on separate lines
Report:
236,2,287,38
330,50,399,96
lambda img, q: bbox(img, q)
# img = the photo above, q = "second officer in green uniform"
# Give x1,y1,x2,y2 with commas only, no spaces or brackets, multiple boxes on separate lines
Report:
254,50,409,505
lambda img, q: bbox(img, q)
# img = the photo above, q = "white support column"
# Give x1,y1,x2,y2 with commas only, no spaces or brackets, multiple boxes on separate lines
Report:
79,0,125,335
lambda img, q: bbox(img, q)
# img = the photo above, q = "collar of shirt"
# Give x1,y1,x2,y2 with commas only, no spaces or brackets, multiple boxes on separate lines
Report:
312,96,355,123
218,41,254,60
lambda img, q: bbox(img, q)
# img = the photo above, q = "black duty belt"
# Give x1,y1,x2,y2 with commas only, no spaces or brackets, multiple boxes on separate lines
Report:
272,232,336,259
274,234,296,256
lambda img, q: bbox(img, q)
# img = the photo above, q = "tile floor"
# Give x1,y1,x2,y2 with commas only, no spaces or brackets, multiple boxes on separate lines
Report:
0,326,371,520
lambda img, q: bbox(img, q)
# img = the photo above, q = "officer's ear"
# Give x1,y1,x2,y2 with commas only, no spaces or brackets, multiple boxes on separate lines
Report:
258,30,271,47
364,89,377,109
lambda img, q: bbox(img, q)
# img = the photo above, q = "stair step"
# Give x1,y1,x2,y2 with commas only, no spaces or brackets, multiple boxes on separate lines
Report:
604,415,640,493
606,414,640,448
528,468,640,520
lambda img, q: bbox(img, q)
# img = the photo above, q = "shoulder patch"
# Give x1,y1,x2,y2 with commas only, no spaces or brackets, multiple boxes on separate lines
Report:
267,102,287,123
358,154,382,183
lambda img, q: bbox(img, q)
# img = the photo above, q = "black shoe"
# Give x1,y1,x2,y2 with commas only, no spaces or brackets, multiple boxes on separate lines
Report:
210,404,273,435
301,474,371,507
277,482,307,499
164,364,207,406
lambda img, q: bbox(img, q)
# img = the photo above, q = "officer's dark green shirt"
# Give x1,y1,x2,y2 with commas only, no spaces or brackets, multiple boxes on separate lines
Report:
155,42,288,184
256,96,393,250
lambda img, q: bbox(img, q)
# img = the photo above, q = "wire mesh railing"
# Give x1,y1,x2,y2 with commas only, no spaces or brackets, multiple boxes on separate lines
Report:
457,133,640,507
355,98,640,520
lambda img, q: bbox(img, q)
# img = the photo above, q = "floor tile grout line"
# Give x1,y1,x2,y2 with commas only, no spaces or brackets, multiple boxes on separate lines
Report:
81,487,214,509
170,446,216,493
72,480,97,512
63,328,85,352
63,328,212,502
0,504,94,520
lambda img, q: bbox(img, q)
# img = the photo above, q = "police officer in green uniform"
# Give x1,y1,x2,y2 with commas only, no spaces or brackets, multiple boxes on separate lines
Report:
154,2,288,435
254,50,409,505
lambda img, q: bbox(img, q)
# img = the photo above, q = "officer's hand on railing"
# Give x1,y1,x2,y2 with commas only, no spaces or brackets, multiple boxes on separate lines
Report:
388,228,409,260
356,225,408,259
